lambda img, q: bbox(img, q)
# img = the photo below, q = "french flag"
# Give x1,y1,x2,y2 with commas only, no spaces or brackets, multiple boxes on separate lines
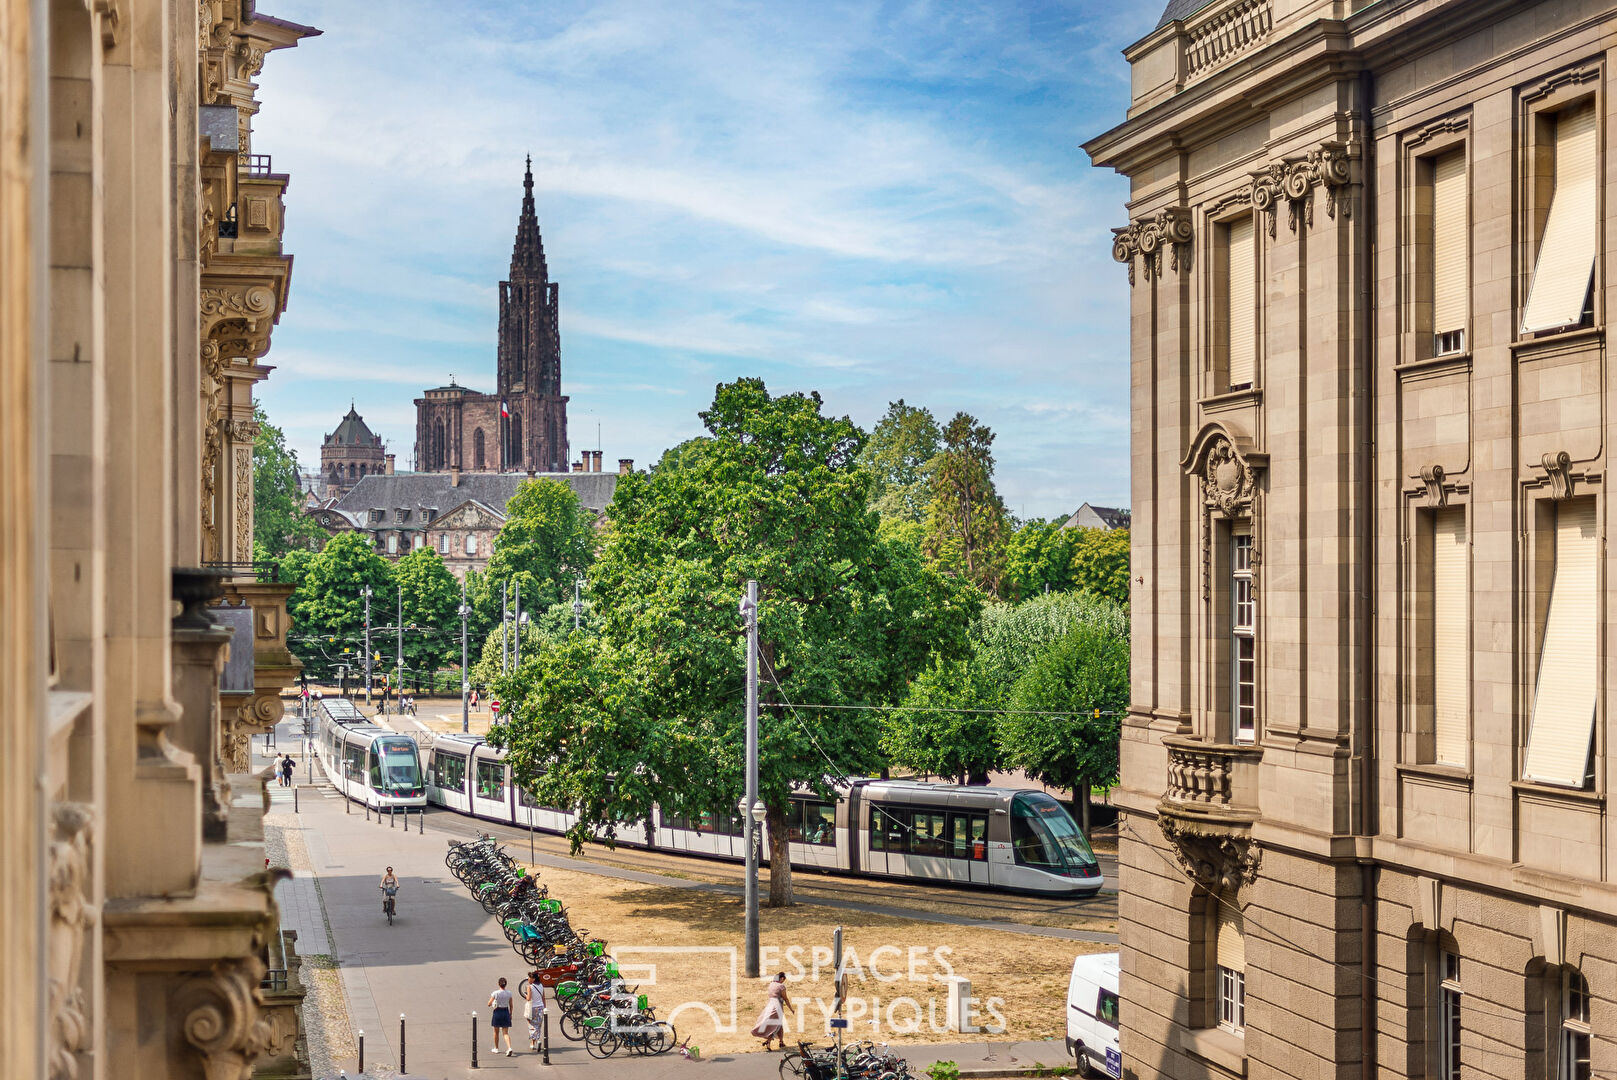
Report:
500,399,510,419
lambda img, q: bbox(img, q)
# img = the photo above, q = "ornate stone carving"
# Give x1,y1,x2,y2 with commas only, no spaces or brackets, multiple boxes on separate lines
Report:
1202,437,1256,515
233,446,252,561
1250,141,1354,235
1158,815,1261,893
1540,450,1575,500
1415,464,1448,508
47,804,95,1080
175,956,281,1080
1525,63,1601,104
1111,206,1194,284
225,419,260,443
234,41,267,80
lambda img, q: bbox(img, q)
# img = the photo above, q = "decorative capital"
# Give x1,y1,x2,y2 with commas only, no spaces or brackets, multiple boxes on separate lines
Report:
1251,140,1355,235
1158,815,1261,893
175,957,277,1080
1113,206,1194,284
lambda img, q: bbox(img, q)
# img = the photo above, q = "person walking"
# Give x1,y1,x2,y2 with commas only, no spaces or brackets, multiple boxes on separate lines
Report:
521,970,546,1052
279,754,294,788
750,972,788,1051
489,977,516,1056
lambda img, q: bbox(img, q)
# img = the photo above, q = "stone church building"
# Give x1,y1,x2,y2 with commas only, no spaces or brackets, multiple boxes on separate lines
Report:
319,403,390,497
415,159,569,474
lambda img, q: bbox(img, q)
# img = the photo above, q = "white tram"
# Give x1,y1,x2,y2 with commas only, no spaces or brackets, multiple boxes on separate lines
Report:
315,698,426,809
423,738,1102,896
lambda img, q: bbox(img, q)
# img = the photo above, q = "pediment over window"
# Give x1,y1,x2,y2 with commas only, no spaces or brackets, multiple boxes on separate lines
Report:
1181,423,1267,516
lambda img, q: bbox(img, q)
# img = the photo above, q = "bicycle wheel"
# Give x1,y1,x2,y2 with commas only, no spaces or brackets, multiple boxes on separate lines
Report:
781,1052,805,1080
558,1012,586,1042
585,1027,619,1059
647,1020,675,1055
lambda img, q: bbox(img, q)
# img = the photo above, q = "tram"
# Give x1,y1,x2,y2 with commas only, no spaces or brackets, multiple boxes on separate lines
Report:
314,698,427,809
423,738,1102,896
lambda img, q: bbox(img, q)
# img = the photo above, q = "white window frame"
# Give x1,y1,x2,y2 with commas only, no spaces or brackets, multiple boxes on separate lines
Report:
1430,148,1468,355
465,534,477,558
1440,951,1461,1080
386,533,398,555
1217,967,1245,1034
1231,533,1256,742
438,533,449,555
1563,969,1592,1080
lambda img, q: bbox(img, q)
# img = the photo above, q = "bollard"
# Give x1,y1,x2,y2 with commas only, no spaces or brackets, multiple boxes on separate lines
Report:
294,787,299,814
358,1030,364,1073
471,1012,479,1068
365,801,370,822
346,792,351,814
390,805,395,829
542,1010,550,1065
418,807,424,834
400,1013,406,1073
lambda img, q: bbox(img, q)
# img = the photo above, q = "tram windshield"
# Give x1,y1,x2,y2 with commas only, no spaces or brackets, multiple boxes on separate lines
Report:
1010,792,1098,876
373,738,423,795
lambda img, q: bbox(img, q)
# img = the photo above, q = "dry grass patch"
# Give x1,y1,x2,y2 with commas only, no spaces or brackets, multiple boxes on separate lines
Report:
518,862,1104,1056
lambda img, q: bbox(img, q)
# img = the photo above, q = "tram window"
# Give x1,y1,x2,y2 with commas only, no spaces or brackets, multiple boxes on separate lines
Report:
368,749,382,787
803,802,835,845
947,814,989,860
433,754,466,792
378,739,420,794
911,812,948,857
1010,792,1096,873
476,760,505,801
870,806,909,852
344,745,365,783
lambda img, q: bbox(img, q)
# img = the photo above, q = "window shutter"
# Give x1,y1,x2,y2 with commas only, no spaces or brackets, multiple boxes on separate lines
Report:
1524,499,1600,786
1227,217,1256,388
1432,151,1468,336
1215,899,1246,973
1433,508,1469,766
1522,104,1598,333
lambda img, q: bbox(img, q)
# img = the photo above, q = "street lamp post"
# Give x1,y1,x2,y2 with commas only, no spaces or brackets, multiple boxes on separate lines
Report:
459,578,470,733
513,580,521,668
397,585,404,704
363,585,373,705
740,580,760,979
572,576,585,631
501,579,509,674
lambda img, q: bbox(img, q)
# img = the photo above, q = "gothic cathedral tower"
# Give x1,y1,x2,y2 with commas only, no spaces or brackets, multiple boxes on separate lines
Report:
497,157,569,472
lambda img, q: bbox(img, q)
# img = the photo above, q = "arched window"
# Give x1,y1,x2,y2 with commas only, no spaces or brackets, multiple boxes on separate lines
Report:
433,419,447,470
509,412,523,470
358,463,366,478
473,427,485,470
348,462,356,481
1564,969,1591,1080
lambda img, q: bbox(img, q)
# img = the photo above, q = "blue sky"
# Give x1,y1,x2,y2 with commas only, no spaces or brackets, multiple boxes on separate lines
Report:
252,1,1159,520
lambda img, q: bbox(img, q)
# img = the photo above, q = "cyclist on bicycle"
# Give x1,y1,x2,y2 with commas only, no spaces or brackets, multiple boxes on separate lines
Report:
380,867,399,917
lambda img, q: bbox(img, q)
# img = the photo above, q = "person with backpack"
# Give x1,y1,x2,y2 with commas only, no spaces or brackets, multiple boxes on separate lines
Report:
280,754,295,787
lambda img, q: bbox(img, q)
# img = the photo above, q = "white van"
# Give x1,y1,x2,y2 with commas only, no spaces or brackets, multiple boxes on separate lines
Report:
1066,952,1120,1078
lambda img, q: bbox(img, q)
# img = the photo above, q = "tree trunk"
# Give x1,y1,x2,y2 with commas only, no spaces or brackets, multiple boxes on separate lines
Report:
1077,777,1092,834
764,800,794,908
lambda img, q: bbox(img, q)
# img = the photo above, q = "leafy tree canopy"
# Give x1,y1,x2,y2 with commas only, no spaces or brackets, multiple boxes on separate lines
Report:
924,412,1008,597
475,478,595,617
487,378,977,905
285,531,395,679
392,545,464,673
252,403,325,561
858,399,941,524
1070,527,1131,607
1002,519,1078,602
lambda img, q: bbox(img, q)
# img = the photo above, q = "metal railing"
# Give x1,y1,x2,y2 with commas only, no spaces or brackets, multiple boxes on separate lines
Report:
202,560,281,584
260,968,289,992
243,153,273,177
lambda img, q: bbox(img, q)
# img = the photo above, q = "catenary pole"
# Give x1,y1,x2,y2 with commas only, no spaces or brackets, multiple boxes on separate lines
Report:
743,580,760,979
460,579,470,733
397,585,404,700
501,579,509,674
513,581,521,668
363,586,373,705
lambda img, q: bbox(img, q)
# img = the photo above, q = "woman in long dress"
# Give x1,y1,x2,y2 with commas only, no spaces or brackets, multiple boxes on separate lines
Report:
751,972,788,1051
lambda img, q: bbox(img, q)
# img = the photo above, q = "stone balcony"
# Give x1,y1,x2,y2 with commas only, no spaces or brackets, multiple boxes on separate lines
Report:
1157,736,1264,891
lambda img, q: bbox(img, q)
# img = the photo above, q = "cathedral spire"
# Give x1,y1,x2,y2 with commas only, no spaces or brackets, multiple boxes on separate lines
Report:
509,154,548,280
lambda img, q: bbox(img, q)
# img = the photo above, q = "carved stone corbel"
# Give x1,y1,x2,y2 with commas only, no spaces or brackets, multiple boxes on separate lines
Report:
175,956,278,1080
1540,450,1575,500
48,804,95,1080
1308,141,1353,220
1112,206,1194,283
1415,464,1448,508
1184,430,1265,518
1250,141,1354,235
1157,815,1262,893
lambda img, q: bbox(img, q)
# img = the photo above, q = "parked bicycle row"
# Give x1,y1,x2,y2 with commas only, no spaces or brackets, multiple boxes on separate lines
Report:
445,835,680,1059
781,1039,915,1080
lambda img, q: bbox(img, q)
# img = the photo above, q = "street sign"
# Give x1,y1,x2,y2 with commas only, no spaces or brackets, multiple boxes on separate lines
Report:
491,700,501,717
828,1019,848,1030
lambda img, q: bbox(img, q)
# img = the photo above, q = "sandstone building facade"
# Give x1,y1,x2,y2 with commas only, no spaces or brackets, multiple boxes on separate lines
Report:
2,1,314,1076
1086,1,1617,1077
414,159,569,475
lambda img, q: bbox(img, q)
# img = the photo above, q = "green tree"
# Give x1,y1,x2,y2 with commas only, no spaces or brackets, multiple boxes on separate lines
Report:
1001,618,1129,829
1002,519,1079,601
285,531,395,681
473,478,595,627
1069,527,1131,606
252,403,325,561
924,412,1008,597
488,378,975,906
858,399,941,523
392,546,463,681
879,655,1001,783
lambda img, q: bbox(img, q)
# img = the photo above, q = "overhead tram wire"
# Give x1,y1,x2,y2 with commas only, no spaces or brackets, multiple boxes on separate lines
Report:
757,700,1125,720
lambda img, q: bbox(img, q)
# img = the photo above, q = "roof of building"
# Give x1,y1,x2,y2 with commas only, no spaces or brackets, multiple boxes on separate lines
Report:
326,404,380,447
1063,502,1131,531
1157,0,1216,28
510,155,549,281
332,470,620,523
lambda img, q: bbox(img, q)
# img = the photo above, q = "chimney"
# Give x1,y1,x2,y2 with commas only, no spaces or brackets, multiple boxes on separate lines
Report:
450,465,461,487
571,460,584,473
385,454,395,475
618,458,633,475
591,450,602,472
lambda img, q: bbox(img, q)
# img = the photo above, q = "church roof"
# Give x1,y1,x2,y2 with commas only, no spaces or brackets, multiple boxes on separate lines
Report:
509,155,549,281
327,404,379,447
333,470,620,520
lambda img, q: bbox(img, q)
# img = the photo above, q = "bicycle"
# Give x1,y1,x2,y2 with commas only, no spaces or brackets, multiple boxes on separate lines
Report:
381,884,399,925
